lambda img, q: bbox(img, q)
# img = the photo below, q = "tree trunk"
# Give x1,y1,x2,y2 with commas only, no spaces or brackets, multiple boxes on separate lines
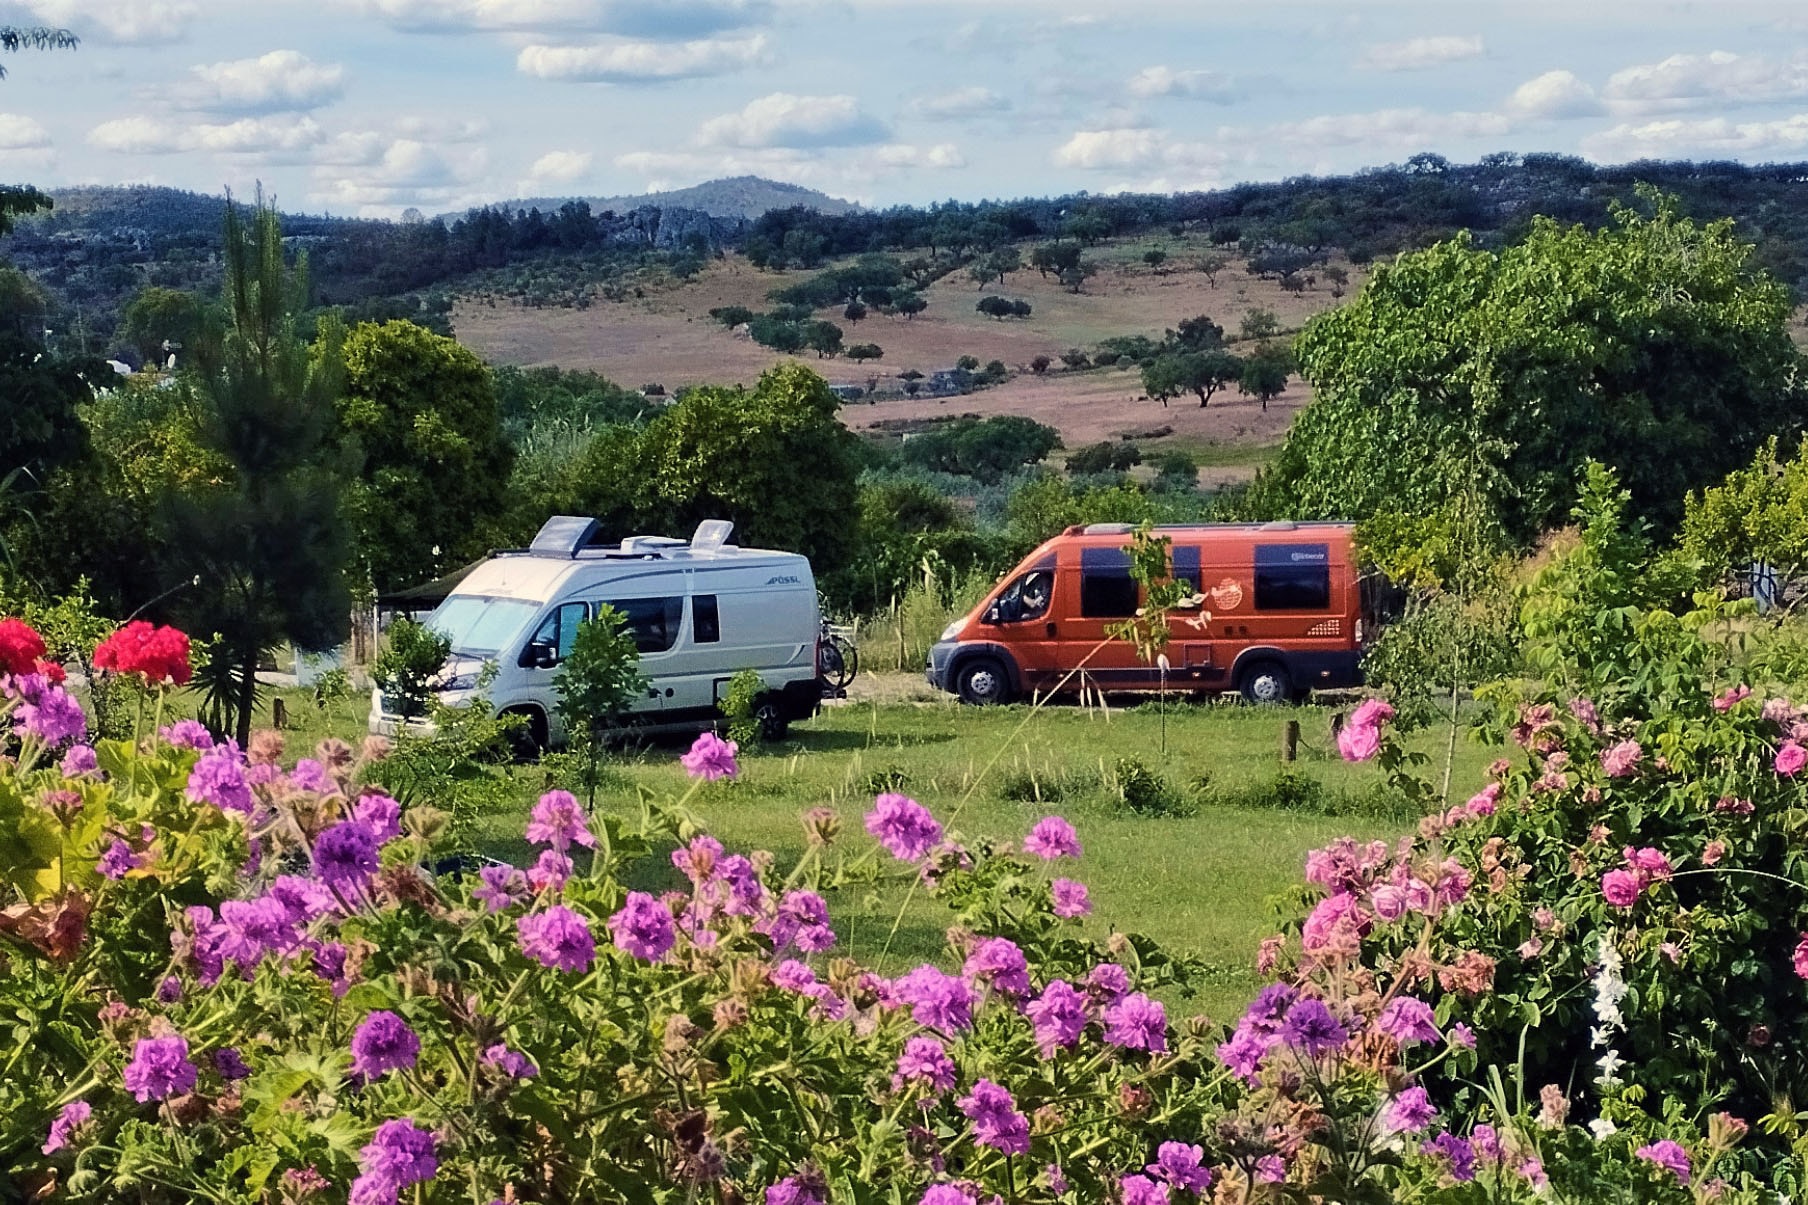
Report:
234,644,259,747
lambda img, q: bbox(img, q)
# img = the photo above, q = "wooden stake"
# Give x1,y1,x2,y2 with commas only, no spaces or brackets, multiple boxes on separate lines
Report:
1282,719,1299,763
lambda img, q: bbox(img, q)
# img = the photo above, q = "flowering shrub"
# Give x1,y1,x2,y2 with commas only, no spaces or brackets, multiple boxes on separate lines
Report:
0,614,1774,1204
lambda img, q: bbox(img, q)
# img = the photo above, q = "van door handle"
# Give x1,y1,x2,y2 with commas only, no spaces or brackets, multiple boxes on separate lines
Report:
1045,622,1057,638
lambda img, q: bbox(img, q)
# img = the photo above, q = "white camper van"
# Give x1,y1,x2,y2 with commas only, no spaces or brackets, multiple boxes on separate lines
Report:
369,517,825,749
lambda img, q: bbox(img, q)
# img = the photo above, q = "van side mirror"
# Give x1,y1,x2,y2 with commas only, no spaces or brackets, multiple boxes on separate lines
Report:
528,640,557,669
983,602,1002,625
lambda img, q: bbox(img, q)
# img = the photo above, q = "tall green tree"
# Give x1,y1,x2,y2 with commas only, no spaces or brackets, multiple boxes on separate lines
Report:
1141,349,1243,408
613,363,862,569
1255,192,1803,541
335,319,513,593
161,197,353,745
119,285,210,367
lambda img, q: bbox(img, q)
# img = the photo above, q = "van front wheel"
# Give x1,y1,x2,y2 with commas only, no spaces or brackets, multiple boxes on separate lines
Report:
1239,662,1292,706
956,657,1014,706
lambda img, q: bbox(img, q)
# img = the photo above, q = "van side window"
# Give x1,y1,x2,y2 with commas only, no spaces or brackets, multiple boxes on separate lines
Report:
522,602,588,666
1079,548,1139,618
694,594,720,643
603,597,685,654
1254,543,1332,611
992,570,1055,623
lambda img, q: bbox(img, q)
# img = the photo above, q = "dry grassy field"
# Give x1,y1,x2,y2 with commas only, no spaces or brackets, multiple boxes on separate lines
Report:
454,235,1360,468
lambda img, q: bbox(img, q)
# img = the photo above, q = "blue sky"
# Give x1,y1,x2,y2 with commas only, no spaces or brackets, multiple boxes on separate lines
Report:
1,0,1806,217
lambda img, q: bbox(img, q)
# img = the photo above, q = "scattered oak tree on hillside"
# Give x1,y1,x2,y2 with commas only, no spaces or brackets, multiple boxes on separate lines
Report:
1141,349,1244,408
1239,307,1281,341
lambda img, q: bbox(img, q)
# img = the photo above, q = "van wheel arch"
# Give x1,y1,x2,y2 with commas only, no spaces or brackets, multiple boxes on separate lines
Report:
499,706,549,759
1235,656,1293,706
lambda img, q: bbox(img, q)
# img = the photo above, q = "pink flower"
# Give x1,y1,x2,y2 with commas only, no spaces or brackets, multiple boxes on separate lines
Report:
607,892,675,962
1712,684,1751,712
892,1036,957,1095
1464,783,1500,818
1023,815,1081,860
1635,1140,1691,1185
956,1079,1029,1154
1051,878,1091,918
1600,740,1641,778
1702,840,1726,866
123,1035,197,1102
1302,891,1372,952
1375,996,1440,1046
1793,934,1808,980
1624,846,1673,881
1777,741,1808,777
1147,1142,1213,1193
1350,697,1395,729
1384,1085,1437,1134
518,904,597,971
42,1101,90,1155
1336,721,1382,763
864,793,943,862
1103,992,1168,1052
681,731,739,780
525,790,596,852
1025,979,1087,1055
1601,869,1642,909
963,937,1031,997
1120,1174,1170,1205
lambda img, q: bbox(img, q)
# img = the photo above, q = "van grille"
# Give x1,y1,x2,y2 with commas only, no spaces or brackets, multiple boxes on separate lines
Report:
1306,618,1343,638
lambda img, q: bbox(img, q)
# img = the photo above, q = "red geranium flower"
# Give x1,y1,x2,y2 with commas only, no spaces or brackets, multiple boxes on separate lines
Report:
93,621,193,687
0,617,47,677
35,659,66,684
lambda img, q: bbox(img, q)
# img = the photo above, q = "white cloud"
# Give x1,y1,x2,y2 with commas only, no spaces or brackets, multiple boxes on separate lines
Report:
345,0,770,37
171,50,346,114
1051,127,1222,172
17,0,196,44
516,33,767,81
310,138,490,215
1505,70,1604,120
906,86,1009,120
89,114,334,158
516,148,592,193
0,112,51,150
86,114,328,157
1126,66,1240,103
1257,107,1510,149
696,92,886,148
1583,113,1808,160
1358,35,1484,72
1603,51,1808,113
871,142,964,169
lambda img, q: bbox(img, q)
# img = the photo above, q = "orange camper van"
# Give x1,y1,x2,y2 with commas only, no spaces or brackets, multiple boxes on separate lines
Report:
926,521,1365,705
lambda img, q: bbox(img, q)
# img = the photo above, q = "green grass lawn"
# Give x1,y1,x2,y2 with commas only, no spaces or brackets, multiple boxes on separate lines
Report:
260,683,1492,1018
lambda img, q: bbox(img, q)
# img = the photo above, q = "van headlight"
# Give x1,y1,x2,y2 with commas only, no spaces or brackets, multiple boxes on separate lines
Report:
940,621,962,642
439,672,479,692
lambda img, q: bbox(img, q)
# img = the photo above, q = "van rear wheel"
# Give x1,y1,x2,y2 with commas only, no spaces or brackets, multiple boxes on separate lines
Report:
754,698,789,741
956,657,1014,706
1239,661,1292,706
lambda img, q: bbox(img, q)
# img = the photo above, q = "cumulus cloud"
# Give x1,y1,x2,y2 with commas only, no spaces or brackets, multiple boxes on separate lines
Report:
0,112,52,149
906,86,1009,120
1603,51,1808,113
345,0,770,37
168,50,346,114
16,0,196,44
516,148,592,193
871,142,964,169
696,92,887,149
1358,35,1484,72
1126,66,1240,103
310,138,490,214
1257,107,1509,149
517,33,767,81
1051,127,1222,172
87,114,327,158
1583,113,1808,160
1505,70,1604,120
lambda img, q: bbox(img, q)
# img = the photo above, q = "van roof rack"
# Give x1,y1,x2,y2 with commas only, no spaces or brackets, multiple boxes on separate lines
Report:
501,516,741,561
1061,520,1354,537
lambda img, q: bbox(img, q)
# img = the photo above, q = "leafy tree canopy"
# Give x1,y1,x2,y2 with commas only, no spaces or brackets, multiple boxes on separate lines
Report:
335,319,515,593
1255,192,1803,543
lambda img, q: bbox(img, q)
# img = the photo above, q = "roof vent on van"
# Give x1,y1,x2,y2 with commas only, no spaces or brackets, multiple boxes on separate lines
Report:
620,535,687,555
1082,523,1137,535
691,519,734,552
1259,521,1299,532
530,515,602,557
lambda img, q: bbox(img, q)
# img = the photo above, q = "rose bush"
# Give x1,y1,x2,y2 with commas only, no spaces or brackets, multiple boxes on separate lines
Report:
0,610,1780,1204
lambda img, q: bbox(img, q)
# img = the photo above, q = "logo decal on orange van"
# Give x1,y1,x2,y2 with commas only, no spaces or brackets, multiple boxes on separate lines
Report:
1209,577,1244,611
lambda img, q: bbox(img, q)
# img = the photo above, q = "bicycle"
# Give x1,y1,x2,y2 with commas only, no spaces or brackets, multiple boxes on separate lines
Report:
817,616,859,691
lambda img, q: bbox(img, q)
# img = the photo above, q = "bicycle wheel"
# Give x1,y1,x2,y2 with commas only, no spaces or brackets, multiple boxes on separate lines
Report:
821,634,858,690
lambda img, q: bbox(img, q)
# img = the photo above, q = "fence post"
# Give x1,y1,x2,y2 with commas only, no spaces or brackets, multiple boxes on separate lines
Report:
272,696,288,730
1281,719,1299,763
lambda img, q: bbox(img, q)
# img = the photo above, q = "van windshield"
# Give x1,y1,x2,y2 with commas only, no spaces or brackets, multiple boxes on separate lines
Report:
425,595,539,656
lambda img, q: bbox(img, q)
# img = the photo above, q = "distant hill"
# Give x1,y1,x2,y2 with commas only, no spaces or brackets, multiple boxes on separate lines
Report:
488,176,860,221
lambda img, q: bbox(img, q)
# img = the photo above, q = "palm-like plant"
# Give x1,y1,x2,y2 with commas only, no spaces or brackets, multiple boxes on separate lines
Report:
0,26,77,77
